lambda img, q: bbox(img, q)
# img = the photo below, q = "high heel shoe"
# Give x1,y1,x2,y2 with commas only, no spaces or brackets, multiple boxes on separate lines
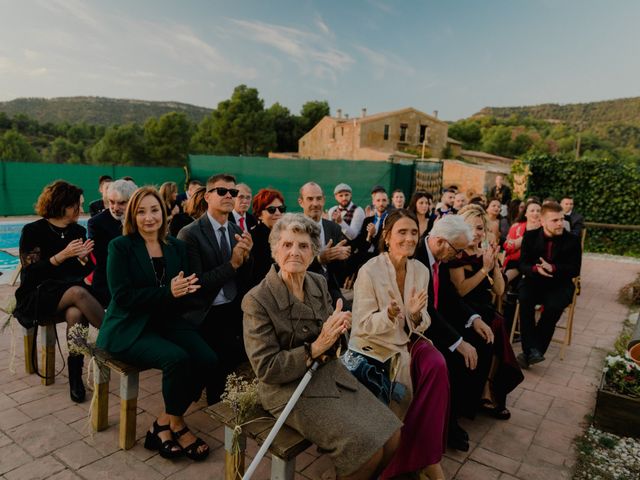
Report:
172,426,209,461
144,420,184,459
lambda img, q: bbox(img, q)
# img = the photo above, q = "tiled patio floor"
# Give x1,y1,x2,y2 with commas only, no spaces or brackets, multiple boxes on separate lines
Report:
0,254,638,479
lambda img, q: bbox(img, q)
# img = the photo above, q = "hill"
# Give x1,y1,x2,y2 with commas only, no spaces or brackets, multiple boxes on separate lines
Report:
0,96,213,126
474,96,640,127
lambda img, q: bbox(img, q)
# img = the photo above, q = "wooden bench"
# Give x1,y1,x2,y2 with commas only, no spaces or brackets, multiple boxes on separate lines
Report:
91,350,148,450
206,401,311,480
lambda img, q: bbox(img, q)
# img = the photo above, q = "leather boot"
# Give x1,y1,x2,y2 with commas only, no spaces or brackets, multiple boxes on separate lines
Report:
68,354,86,403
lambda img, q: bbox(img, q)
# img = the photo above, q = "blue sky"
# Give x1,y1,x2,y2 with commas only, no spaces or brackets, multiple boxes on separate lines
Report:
1,0,638,120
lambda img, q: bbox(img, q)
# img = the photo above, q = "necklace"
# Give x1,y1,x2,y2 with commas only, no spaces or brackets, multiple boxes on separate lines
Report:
150,257,166,287
46,221,70,239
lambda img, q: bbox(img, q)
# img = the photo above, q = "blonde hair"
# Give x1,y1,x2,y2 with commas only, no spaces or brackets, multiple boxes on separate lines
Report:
123,187,169,242
457,204,488,230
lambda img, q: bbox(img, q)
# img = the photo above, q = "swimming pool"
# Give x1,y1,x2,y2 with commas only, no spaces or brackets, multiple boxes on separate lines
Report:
0,219,88,272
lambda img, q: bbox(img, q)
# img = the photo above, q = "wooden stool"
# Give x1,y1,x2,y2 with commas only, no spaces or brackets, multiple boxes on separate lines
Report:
207,402,311,480
91,351,147,450
509,276,579,360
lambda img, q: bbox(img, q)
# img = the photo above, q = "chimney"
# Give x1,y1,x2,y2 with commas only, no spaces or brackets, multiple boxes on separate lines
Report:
361,107,367,118
345,113,349,119
433,110,439,118
336,109,342,119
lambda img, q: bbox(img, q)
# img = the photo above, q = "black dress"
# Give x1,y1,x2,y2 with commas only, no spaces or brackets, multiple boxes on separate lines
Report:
14,219,94,327
249,221,274,288
448,252,524,408
169,213,194,238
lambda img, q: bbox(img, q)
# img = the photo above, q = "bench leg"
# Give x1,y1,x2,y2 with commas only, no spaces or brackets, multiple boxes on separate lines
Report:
119,372,139,450
23,327,35,374
40,324,55,385
271,456,295,480
91,361,111,431
224,425,246,480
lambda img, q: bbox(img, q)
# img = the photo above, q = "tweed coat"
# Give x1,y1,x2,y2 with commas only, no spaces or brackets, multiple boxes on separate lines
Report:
242,266,401,475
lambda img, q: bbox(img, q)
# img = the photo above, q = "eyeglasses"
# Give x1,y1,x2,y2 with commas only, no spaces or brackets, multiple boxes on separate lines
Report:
207,187,239,197
265,205,287,214
444,239,464,256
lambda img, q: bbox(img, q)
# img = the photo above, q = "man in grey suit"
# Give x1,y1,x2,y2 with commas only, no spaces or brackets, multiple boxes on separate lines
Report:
178,173,253,402
298,182,351,306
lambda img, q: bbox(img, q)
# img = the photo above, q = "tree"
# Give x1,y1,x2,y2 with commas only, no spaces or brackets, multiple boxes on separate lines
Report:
267,103,299,152
481,125,512,157
87,123,147,165
448,119,482,149
208,84,276,155
45,137,84,163
299,100,330,134
0,130,40,161
144,112,192,166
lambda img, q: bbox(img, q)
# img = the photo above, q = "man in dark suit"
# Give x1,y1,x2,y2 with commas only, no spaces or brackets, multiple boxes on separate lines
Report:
176,179,204,210
228,183,257,233
488,175,512,206
518,202,582,368
560,196,585,239
352,189,389,268
88,175,113,217
414,215,494,451
298,182,350,306
178,173,253,402
88,179,137,307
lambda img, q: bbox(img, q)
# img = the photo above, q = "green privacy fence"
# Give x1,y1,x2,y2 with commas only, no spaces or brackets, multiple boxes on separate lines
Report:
189,156,417,210
0,161,186,216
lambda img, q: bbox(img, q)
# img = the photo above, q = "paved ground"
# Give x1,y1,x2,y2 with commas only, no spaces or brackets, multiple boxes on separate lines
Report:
0,255,638,480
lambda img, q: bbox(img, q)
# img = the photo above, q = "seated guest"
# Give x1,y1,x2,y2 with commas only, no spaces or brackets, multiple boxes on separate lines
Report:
453,192,467,212
503,200,541,283
327,183,365,241
97,187,216,461
517,202,582,368
414,215,491,452
560,196,585,238
159,182,180,219
407,191,433,236
228,183,257,233
88,178,138,307
349,209,449,480
169,186,207,237
178,174,253,402
468,195,487,208
390,189,406,209
15,180,103,403
89,175,113,217
353,189,389,266
486,198,503,246
242,213,401,480
249,188,286,286
434,189,457,217
299,182,351,305
449,205,524,419
176,179,203,210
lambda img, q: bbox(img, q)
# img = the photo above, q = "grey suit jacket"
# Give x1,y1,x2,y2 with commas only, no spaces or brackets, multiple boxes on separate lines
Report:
241,266,357,412
178,214,252,326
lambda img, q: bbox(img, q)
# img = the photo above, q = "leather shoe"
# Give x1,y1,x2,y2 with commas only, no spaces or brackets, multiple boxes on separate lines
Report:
528,349,545,365
447,432,469,452
517,353,529,370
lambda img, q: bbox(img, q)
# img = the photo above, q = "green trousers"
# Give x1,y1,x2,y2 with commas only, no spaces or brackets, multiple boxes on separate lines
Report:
112,324,219,416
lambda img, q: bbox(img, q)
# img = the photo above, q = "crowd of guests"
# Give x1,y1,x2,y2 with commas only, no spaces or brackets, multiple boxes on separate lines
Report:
13,172,583,479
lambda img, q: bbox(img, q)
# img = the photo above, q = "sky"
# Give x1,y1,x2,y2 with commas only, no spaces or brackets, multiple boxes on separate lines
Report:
1,0,639,121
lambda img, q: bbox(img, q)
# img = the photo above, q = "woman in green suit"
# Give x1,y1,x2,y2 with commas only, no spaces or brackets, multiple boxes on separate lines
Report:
96,187,217,461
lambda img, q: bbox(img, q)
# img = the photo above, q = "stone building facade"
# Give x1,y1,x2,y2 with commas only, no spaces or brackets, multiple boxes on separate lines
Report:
298,107,449,160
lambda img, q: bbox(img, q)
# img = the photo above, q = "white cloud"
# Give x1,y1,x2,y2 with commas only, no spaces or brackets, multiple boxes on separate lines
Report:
355,45,415,79
315,14,331,36
228,18,353,82
37,0,101,29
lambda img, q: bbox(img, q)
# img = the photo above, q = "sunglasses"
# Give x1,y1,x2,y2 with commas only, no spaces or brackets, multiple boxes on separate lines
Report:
207,187,239,197
265,205,287,214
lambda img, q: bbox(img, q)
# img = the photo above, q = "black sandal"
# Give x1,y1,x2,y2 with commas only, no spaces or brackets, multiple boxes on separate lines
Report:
144,420,184,459
172,426,210,461
479,400,511,420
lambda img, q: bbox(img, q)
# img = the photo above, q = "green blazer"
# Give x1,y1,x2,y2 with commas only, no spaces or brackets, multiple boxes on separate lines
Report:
96,233,190,354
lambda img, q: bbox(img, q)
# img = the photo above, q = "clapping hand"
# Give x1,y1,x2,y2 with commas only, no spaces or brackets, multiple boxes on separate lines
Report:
60,238,94,261
366,222,376,241
535,257,554,277
311,298,351,358
231,232,253,267
319,239,351,264
406,287,427,326
170,271,200,298
331,209,342,224
387,291,402,323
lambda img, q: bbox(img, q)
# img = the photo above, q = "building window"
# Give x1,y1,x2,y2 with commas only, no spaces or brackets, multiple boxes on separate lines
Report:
399,124,408,142
341,127,344,136
331,128,335,140
383,124,389,140
419,125,428,143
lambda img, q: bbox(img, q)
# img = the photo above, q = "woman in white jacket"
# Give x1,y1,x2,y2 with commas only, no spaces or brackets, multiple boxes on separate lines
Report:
349,209,449,480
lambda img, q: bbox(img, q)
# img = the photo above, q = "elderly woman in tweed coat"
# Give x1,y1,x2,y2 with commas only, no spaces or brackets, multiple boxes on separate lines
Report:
242,213,401,480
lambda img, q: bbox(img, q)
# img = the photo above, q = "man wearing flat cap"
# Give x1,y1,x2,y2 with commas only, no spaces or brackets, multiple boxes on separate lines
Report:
328,183,366,241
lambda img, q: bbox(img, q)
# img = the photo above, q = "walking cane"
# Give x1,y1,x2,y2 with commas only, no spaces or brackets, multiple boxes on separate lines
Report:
242,360,320,480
